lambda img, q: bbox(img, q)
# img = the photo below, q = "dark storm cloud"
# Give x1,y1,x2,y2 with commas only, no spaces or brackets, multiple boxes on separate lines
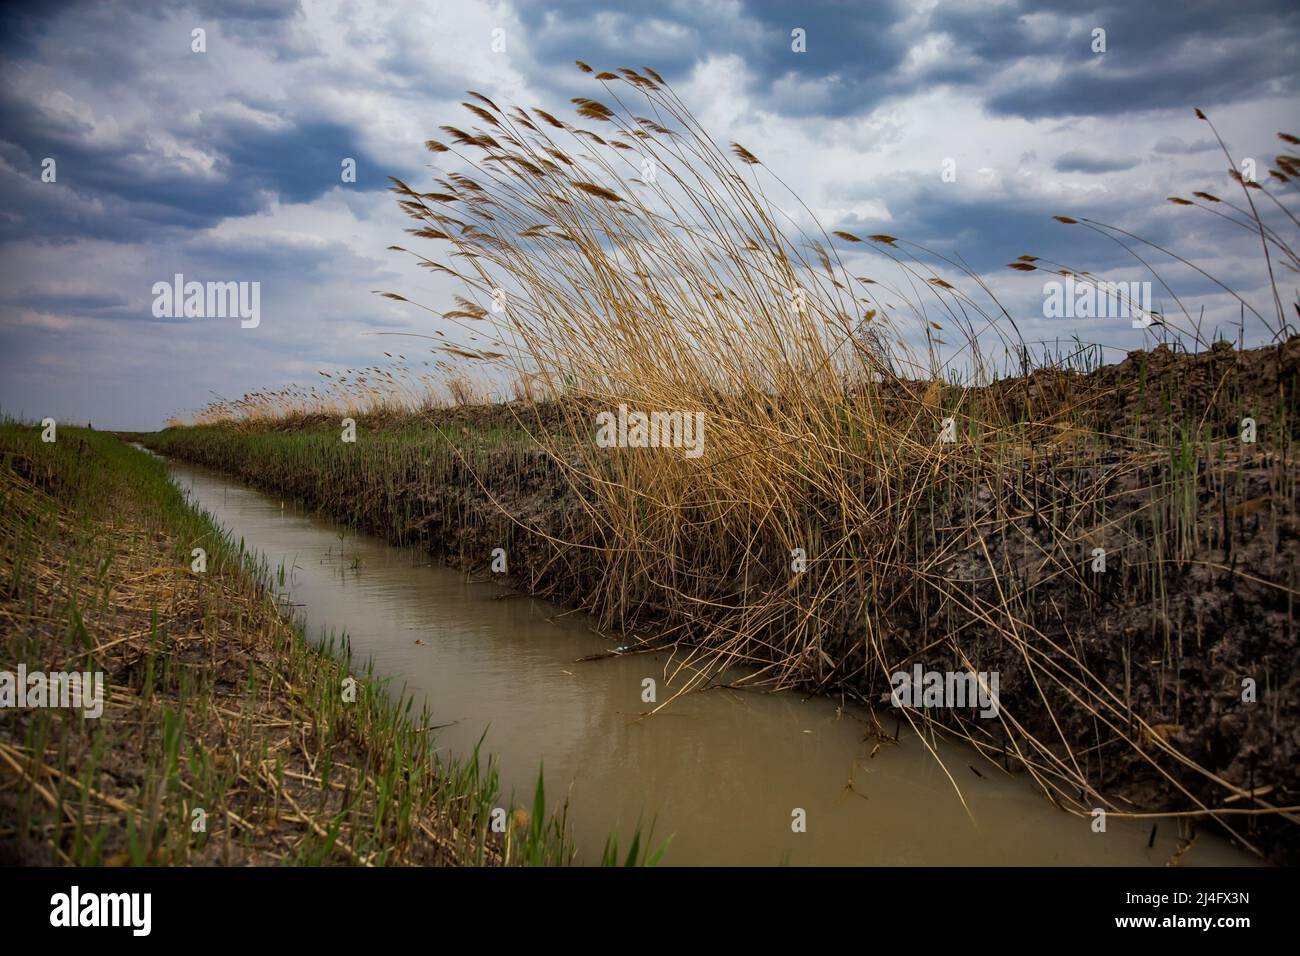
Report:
191,0,301,24
0,0,386,243
1153,136,1219,155
824,148,1261,280
517,0,1298,120
0,90,385,243
980,0,1300,118
0,289,134,318
215,118,386,203
514,0,911,116
827,184,1089,273
178,231,395,288
1053,149,1140,173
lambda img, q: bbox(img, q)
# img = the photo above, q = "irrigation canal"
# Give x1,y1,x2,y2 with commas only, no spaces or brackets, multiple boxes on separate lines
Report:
165,455,1261,866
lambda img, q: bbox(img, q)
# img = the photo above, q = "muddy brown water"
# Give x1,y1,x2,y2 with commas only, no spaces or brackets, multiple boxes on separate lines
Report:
166,458,1262,867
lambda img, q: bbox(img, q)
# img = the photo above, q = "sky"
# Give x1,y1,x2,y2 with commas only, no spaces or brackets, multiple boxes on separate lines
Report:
0,0,1296,429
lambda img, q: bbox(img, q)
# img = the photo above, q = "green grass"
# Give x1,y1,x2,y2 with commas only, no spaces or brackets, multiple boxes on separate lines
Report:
0,421,620,866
